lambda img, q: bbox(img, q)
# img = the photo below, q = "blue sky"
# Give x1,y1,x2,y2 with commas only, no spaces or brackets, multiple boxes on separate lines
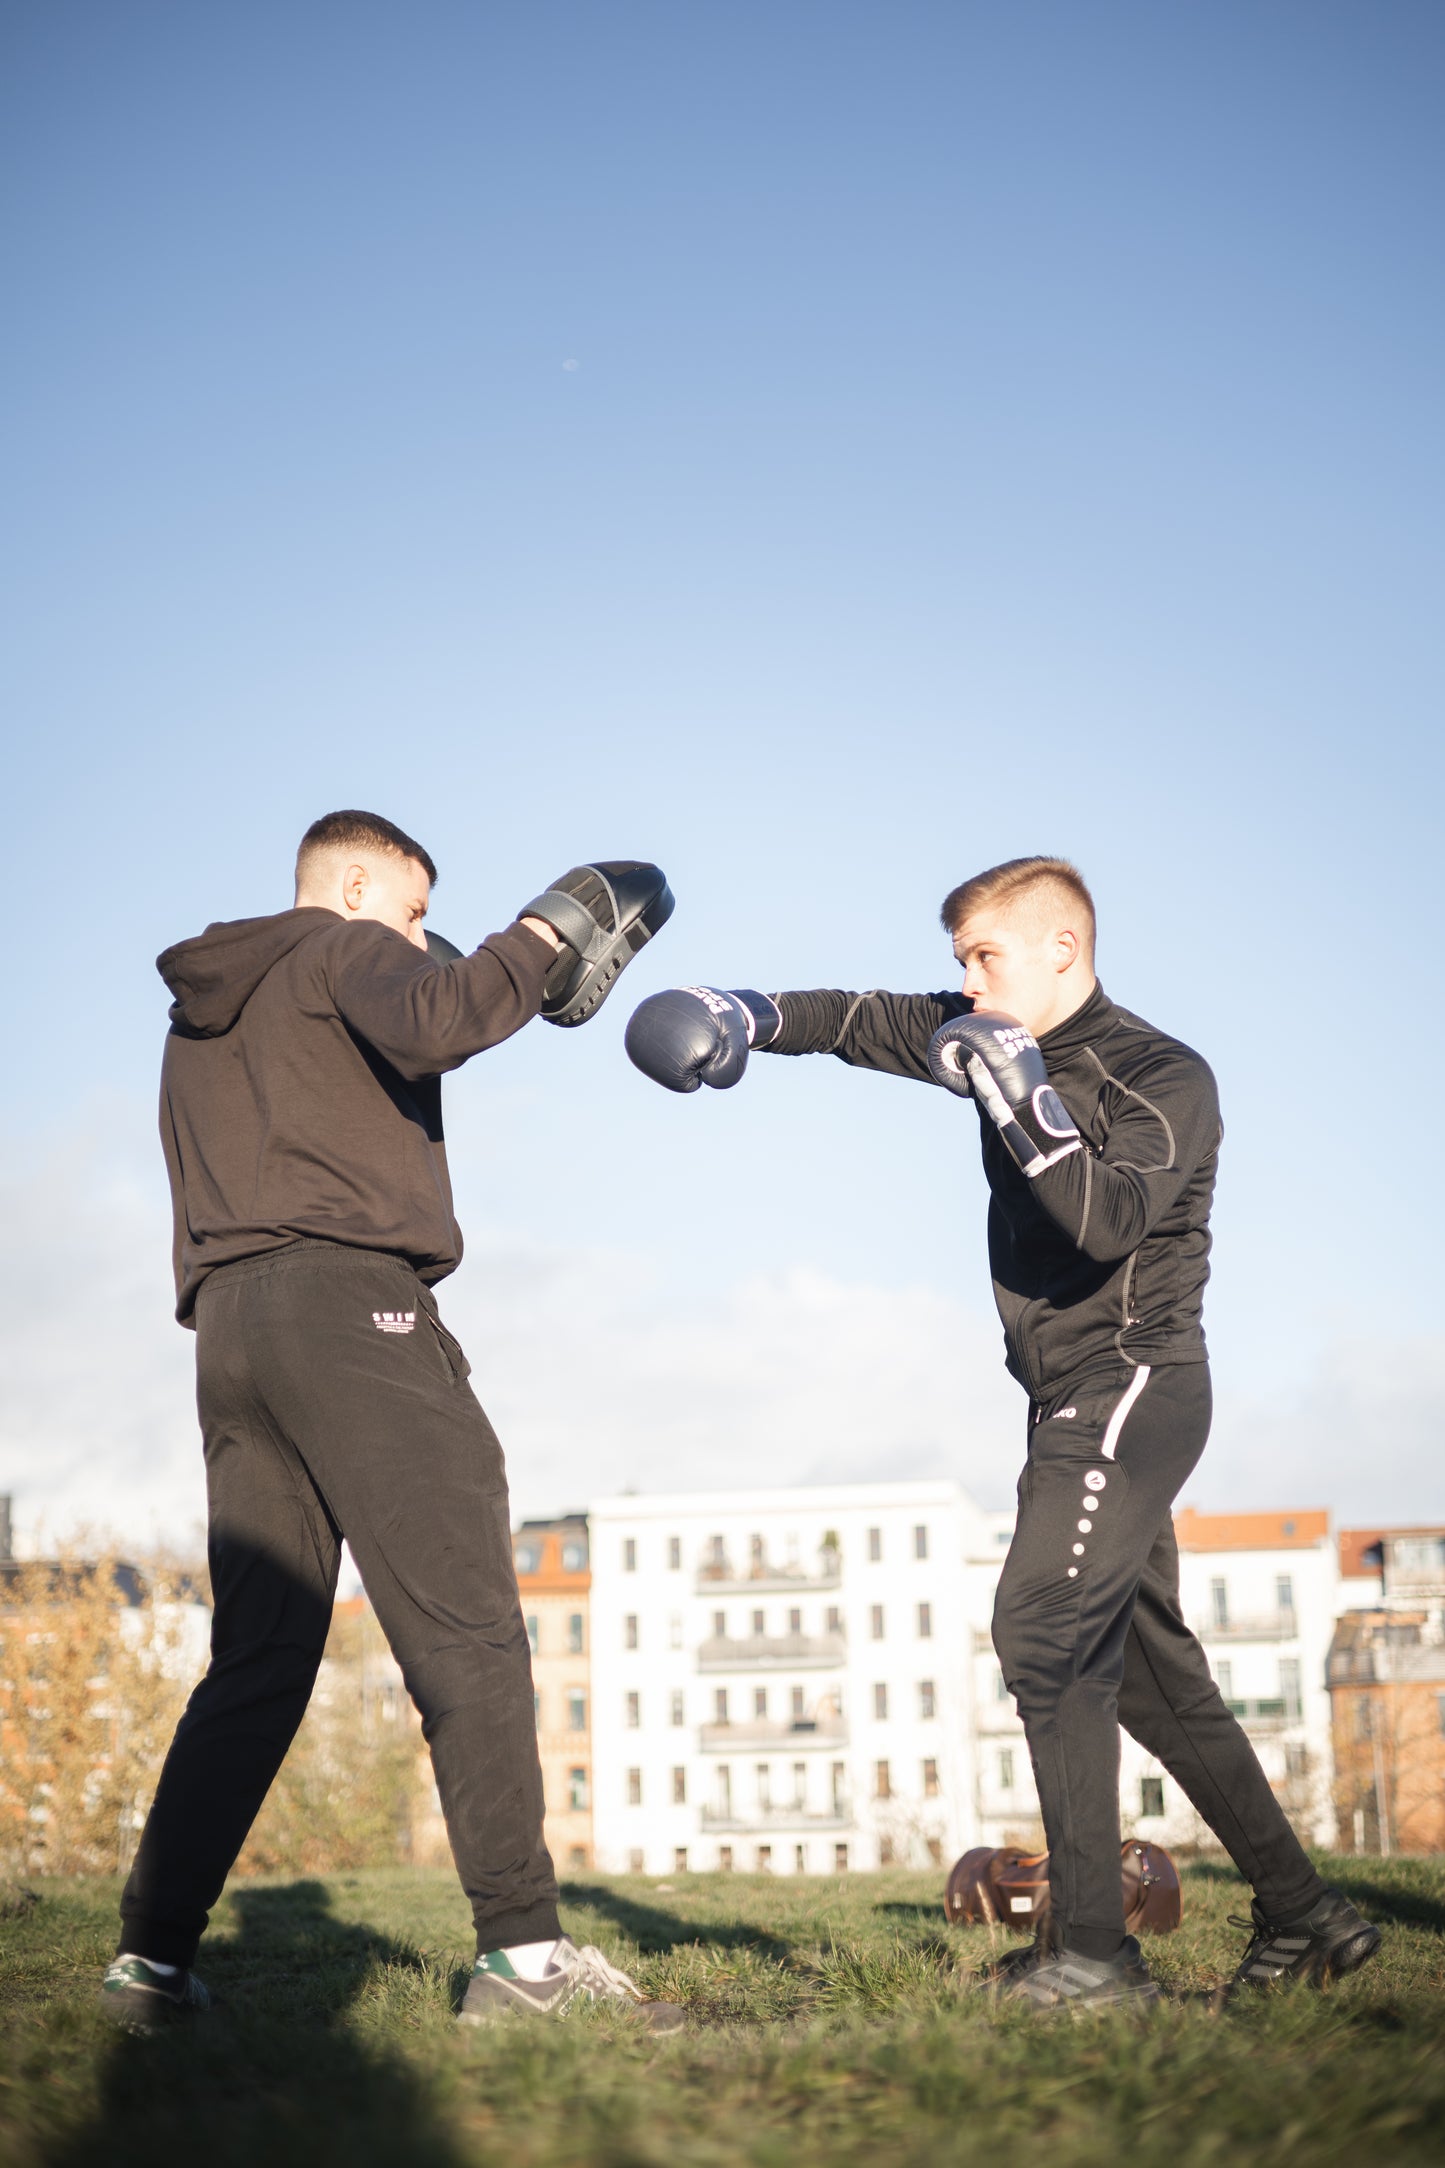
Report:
2,1,1441,1545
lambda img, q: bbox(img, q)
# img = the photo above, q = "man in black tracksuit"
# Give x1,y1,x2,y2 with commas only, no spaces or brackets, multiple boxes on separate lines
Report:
624,854,1380,2009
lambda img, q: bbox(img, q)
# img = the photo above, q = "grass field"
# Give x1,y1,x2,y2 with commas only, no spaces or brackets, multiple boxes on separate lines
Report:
1,1856,1443,2166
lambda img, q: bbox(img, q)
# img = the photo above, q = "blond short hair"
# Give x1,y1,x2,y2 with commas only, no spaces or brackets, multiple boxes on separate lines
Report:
940,855,1096,960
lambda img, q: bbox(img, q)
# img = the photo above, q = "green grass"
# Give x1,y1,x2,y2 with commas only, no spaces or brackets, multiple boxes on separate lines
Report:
2,1857,1443,2166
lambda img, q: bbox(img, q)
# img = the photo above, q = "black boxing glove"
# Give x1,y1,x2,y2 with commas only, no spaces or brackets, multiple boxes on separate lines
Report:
928,1011,1083,1177
625,987,781,1093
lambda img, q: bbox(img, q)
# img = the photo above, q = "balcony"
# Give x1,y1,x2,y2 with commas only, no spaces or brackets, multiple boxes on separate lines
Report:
701,1804,851,1833
695,1555,842,1595
697,1632,847,1672
1226,1696,1299,1731
1197,1611,1298,1642
699,1718,849,1752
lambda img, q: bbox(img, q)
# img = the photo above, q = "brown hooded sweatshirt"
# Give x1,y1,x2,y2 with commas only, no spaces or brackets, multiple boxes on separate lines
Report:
156,909,551,1325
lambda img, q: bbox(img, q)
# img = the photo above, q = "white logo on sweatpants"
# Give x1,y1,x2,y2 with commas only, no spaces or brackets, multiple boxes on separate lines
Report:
372,1311,416,1334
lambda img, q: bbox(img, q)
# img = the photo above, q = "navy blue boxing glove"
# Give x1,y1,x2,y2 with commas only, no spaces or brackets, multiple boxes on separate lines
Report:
928,1011,1083,1177
625,987,781,1093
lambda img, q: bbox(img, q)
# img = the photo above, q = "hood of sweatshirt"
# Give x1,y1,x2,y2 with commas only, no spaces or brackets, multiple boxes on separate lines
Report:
158,908,339,1038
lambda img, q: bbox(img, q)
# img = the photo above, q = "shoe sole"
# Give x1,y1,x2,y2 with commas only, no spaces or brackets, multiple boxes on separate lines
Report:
459,1977,685,2035
99,1988,205,2034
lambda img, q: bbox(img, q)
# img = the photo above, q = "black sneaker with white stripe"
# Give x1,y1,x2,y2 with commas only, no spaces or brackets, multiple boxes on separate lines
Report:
1000,1934,1163,2013
100,1954,212,2032
1228,1886,1381,1992
460,1936,684,2033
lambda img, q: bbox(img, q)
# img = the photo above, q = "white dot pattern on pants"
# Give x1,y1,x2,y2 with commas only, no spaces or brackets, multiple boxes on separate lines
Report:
1067,1566,1079,1577
1077,1519,1092,1533
1072,1542,1085,1556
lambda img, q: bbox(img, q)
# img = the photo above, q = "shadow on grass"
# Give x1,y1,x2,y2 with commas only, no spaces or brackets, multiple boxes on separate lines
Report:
1325,1872,1445,1932
561,1879,793,1964
41,1880,464,2168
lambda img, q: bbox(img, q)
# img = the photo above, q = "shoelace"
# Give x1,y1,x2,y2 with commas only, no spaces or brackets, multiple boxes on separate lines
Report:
555,1941,648,2005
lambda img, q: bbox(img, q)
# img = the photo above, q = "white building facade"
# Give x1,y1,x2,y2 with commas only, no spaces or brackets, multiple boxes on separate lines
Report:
589,1483,990,1874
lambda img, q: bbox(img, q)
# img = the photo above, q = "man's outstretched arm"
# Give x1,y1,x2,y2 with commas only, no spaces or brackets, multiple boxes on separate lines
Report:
626,983,970,1093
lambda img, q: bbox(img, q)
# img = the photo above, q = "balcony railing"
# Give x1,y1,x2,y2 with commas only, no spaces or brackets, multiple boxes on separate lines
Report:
1197,1611,1298,1642
695,1557,842,1595
697,1632,847,1672
699,1718,849,1752
701,1804,851,1832
1225,1696,1300,1730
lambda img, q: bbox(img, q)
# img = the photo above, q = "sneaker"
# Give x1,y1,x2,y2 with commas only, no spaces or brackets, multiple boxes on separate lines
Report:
1228,1886,1381,1993
971,1917,1061,1994
459,1935,684,2033
1000,1934,1163,2013
100,1954,212,2032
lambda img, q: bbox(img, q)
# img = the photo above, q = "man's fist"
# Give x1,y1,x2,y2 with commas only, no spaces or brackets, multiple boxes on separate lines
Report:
625,987,780,1093
928,1012,1083,1178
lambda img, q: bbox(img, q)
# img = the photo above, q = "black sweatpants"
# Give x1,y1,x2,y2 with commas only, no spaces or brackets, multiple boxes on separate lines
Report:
992,1361,1325,1960
120,1240,560,1968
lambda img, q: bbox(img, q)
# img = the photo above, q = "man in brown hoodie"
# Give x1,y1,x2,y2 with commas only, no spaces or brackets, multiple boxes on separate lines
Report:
102,810,681,2033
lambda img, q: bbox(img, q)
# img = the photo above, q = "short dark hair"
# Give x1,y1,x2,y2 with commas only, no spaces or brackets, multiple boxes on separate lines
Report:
296,809,438,888
940,855,1095,957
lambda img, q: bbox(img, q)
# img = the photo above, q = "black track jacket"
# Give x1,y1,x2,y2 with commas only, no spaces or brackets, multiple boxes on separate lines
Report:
762,981,1221,1403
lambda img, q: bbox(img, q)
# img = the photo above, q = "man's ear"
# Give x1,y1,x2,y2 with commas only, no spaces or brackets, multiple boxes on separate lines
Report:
1053,927,1081,973
340,860,370,914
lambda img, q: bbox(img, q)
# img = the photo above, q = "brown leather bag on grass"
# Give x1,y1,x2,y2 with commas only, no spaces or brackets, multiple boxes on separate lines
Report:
945,1840,1182,1935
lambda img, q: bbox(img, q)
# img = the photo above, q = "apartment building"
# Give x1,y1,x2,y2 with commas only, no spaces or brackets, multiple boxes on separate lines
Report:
589,1484,983,1874
1328,1524,1445,1854
514,1516,594,1871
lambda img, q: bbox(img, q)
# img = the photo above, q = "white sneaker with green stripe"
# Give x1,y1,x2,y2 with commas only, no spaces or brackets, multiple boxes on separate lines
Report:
460,1935,683,2032
100,1954,212,2031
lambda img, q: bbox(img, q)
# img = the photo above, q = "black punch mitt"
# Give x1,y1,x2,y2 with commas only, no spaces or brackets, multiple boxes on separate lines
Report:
519,862,675,1028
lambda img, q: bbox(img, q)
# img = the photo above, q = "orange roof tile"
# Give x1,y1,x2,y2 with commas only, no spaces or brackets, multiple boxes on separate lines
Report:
1337,1530,1385,1580
1174,1507,1329,1552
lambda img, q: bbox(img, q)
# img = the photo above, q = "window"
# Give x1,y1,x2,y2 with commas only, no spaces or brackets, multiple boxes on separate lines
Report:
792,1762,806,1807
1210,1577,1229,1629
1276,1574,1295,1616
1354,1695,1374,1742
624,1614,638,1650
568,1845,588,1869
533,1690,541,1728
669,1614,683,1650
709,1534,726,1566
875,1759,892,1800
923,1758,940,1796
525,1614,539,1656
625,1691,640,1729
668,1535,682,1571
754,1686,768,1719
569,1767,588,1811
752,1608,766,1637
627,1769,642,1806
715,1688,729,1724
1279,1657,1302,1719
788,1606,802,1634
879,1835,895,1864
568,1612,584,1654
751,1533,765,1568
927,1836,943,1866
835,1843,849,1872
567,1690,587,1732
917,1602,933,1639
795,1844,807,1873
514,1543,539,1576
629,1849,645,1872
831,1762,847,1813
870,1604,885,1640
791,1686,806,1721
868,1526,882,1562
873,1682,889,1721
1438,1693,1445,1739
826,1605,843,1635
914,1524,929,1560
719,1845,734,1871
675,1846,688,1872
1285,1743,1310,1777
671,1689,685,1727
717,1767,732,1814
713,1610,727,1639
757,1845,773,1871
918,1680,936,1720
1216,1659,1234,1700
672,1767,687,1805
994,1668,1010,1702
561,1538,587,1572
624,1537,637,1572
756,1763,771,1808
998,1749,1014,1790
1140,1776,1165,1818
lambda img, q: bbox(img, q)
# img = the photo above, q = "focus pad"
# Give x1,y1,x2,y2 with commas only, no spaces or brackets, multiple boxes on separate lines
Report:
524,861,676,1028
424,930,465,964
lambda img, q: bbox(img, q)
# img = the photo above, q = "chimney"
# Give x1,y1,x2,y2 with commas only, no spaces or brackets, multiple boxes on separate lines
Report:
0,1495,11,1562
